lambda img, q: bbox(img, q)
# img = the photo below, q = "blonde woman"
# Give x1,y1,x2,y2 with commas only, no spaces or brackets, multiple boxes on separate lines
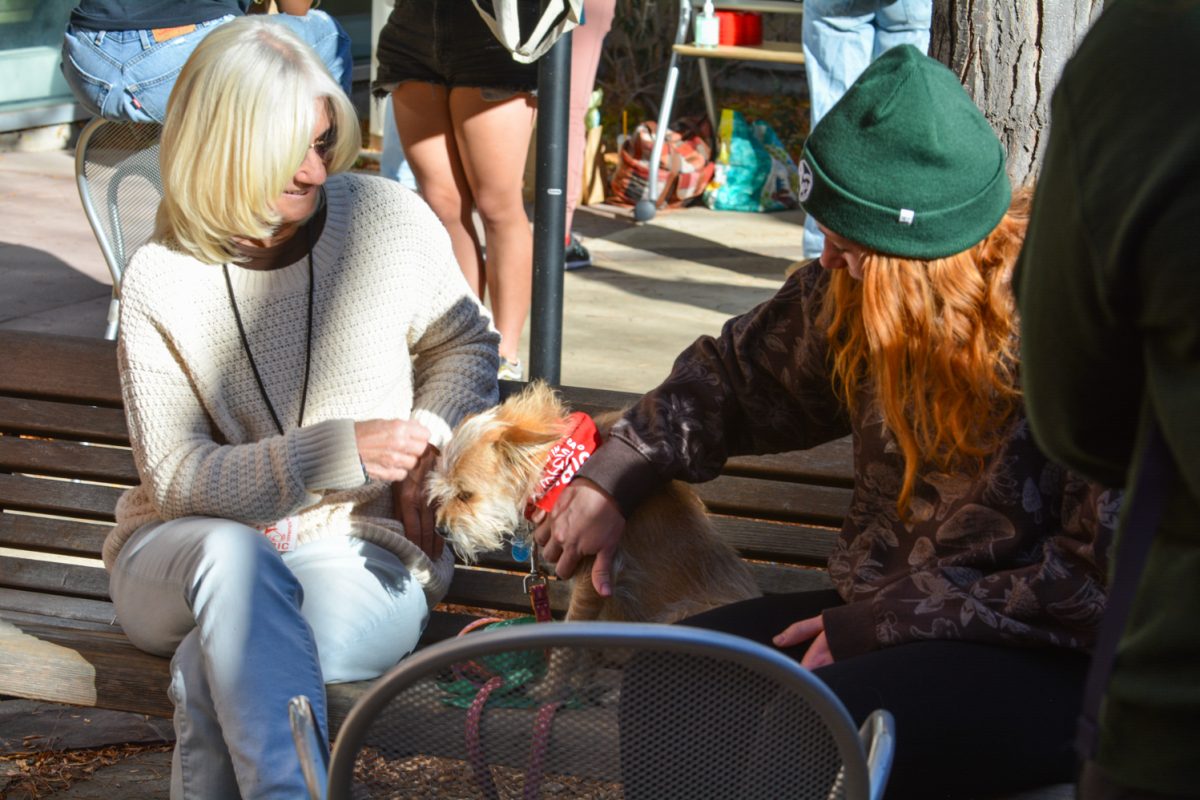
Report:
108,17,498,798
535,47,1118,798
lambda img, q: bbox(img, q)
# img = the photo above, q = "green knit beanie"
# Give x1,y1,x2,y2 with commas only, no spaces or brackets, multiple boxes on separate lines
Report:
799,44,1011,259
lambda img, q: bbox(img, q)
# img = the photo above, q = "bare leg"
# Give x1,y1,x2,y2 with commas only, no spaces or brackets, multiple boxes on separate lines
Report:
391,83,484,295
564,0,616,235
449,88,536,364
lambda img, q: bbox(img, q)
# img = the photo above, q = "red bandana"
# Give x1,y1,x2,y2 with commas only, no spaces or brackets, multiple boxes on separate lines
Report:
524,412,600,520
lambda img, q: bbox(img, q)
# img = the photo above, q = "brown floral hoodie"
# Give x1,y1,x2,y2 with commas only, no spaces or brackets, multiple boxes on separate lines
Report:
579,262,1117,660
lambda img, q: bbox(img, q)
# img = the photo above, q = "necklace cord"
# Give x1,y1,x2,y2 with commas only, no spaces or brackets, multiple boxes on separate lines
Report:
223,217,316,436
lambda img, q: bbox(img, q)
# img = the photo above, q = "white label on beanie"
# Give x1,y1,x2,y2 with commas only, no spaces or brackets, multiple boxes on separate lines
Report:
799,161,814,202
898,208,915,225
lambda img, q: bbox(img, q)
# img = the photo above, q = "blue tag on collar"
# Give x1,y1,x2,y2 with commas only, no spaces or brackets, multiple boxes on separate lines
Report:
510,538,532,563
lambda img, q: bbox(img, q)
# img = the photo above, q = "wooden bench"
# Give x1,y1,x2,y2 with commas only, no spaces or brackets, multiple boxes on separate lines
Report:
0,329,848,731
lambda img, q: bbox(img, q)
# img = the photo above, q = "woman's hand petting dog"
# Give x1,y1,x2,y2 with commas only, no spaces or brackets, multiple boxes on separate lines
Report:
355,418,430,482
774,615,835,669
533,479,625,597
356,418,443,559
393,445,442,561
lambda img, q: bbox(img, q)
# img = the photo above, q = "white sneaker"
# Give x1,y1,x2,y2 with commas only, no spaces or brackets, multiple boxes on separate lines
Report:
498,359,523,381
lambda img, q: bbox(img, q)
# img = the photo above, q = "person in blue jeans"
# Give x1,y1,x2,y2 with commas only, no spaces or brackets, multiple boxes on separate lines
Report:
800,0,931,260
61,0,351,124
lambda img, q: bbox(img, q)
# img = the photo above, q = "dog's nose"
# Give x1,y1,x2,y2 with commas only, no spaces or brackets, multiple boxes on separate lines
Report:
434,525,451,540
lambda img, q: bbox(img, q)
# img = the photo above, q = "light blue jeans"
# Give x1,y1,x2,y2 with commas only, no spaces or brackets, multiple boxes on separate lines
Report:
801,0,932,257
109,518,428,799
61,11,352,124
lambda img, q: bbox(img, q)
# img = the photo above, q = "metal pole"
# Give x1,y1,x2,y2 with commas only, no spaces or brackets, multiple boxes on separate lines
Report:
529,26,571,384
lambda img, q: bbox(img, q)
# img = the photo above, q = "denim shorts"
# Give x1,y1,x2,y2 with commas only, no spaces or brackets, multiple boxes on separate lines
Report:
374,0,540,97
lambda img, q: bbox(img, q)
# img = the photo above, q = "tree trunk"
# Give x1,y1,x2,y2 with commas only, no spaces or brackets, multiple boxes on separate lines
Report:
931,0,1104,188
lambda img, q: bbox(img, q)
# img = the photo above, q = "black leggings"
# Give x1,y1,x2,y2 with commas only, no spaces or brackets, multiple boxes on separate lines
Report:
625,591,1089,800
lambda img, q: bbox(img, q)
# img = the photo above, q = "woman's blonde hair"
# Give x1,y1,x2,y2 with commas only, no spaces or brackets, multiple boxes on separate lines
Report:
820,189,1032,516
156,16,361,264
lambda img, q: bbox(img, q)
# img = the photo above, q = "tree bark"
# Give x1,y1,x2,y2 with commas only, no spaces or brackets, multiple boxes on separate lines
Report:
931,0,1105,188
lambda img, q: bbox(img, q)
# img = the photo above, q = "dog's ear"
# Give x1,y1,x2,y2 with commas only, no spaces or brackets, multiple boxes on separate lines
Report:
493,421,561,475
495,380,567,436
499,422,563,447
489,382,569,475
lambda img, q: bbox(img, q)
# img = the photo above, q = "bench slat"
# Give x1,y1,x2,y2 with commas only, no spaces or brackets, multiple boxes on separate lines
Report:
454,513,840,572
696,474,851,527
0,397,130,444
750,562,834,594
711,515,837,565
0,473,124,522
460,555,832,606
724,437,854,487
0,613,171,716
444,566,574,614
0,513,110,557
0,555,111,600
450,517,839,571
0,331,122,407
0,436,138,484
0,590,119,630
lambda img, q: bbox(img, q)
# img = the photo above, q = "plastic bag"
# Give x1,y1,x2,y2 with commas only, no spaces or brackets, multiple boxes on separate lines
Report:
704,109,800,212
609,117,715,210
755,118,801,211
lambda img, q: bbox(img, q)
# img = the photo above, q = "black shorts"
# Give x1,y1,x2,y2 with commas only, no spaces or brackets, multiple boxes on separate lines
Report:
373,0,540,97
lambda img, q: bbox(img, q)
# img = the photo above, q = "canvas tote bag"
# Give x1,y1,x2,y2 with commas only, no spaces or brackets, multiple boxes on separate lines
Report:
472,0,584,64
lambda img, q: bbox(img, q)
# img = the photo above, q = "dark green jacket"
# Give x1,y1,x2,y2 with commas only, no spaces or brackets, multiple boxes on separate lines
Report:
1015,1,1200,794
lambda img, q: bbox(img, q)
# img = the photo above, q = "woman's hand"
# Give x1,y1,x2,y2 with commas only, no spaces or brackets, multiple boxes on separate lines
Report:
392,444,442,561
774,615,835,670
355,419,430,483
533,479,625,596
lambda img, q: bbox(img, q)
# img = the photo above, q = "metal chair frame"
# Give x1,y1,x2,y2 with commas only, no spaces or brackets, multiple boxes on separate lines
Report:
636,0,806,222
74,117,163,339
300,621,893,800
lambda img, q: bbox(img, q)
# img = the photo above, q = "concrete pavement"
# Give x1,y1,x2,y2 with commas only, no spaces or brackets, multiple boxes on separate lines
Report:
0,145,805,392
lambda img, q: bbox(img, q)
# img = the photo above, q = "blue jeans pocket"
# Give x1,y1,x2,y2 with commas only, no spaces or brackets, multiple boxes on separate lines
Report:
61,34,116,118
121,63,185,123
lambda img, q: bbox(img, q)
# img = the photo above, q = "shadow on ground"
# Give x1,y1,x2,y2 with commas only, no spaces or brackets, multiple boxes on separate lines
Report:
566,207,800,317
0,242,110,336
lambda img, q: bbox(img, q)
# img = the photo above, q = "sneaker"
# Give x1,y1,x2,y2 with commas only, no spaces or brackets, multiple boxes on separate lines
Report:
564,234,592,271
498,358,523,381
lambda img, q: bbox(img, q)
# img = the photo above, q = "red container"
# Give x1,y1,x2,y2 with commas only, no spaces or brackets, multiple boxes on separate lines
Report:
715,10,740,45
713,11,763,46
740,12,763,46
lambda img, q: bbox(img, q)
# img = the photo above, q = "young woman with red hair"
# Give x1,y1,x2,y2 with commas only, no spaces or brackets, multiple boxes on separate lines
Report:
534,45,1118,799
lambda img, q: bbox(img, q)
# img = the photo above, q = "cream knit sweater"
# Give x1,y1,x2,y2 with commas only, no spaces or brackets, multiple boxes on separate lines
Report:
108,173,500,606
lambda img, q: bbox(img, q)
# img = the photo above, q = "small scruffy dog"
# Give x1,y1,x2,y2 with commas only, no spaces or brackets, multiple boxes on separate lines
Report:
427,382,761,623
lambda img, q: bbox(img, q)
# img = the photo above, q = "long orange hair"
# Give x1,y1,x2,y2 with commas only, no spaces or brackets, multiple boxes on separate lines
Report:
820,190,1032,516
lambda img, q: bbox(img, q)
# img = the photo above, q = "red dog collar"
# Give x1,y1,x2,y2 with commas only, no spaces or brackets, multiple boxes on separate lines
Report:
524,412,600,520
